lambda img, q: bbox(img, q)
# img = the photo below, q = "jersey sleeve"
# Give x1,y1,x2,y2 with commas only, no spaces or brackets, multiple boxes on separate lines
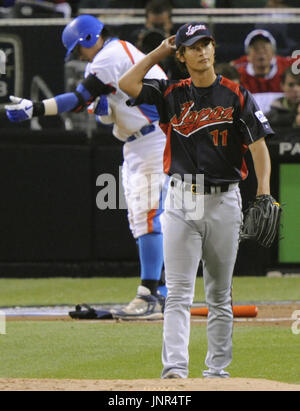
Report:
237,87,274,146
127,78,170,123
54,74,115,114
88,41,133,90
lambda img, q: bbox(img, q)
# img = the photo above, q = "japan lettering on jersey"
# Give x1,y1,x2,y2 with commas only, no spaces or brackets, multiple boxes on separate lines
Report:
170,102,234,137
129,75,274,185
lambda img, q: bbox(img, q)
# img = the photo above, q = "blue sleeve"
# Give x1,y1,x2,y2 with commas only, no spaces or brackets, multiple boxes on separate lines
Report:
55,93,79,113
53,74,115,114
54,83,93,114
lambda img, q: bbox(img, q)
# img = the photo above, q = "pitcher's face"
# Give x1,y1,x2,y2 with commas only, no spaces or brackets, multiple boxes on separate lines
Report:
177,38,215,74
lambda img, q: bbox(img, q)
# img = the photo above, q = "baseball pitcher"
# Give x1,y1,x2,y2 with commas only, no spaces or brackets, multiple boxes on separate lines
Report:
119,22,280,378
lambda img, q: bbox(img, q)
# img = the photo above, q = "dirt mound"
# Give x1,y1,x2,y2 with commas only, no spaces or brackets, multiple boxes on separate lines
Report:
0,378,299,391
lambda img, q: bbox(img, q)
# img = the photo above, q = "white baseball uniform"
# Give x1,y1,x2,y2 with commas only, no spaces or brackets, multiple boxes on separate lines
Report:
85,39,169,238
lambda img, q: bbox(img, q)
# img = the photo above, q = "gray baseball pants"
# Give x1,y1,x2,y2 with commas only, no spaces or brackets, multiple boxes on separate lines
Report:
161,177,243,378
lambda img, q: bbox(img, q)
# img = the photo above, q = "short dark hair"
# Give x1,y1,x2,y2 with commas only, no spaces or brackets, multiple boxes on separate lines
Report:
281,65,300,84
100,26,112,42
146,0,172,17
175,45,188,74
215,63,240,81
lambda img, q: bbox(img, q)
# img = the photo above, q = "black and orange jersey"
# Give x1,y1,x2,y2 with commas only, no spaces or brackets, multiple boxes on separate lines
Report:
129,75,274,185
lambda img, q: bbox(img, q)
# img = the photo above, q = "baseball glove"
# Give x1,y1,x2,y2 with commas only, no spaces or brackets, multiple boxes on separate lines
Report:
69,304,113,320
241,194,282,248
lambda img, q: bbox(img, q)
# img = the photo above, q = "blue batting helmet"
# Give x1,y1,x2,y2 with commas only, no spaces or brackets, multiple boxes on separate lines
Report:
62,15,104,59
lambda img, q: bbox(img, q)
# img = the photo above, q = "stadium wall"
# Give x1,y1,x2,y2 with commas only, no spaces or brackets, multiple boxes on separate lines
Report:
0,129,298,278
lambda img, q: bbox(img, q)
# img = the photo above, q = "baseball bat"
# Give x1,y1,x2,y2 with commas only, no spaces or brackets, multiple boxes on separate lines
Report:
190,305,258,318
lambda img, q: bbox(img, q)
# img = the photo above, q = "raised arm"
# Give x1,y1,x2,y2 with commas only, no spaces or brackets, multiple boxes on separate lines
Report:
119,35,176,98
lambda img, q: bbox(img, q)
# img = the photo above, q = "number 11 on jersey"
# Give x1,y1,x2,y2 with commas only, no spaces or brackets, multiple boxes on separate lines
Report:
210,129,228,147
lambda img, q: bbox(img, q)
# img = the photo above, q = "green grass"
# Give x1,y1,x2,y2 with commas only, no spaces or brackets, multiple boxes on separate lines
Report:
230,327,300,384
0,322,299,384
0,276,299,384
0,276,299,307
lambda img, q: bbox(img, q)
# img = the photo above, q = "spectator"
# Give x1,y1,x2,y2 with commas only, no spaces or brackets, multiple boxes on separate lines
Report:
232,29,296,91
214,62,240,83
129,0,186,80
130,0,174,48
231,29,296,112
267,66,300,128
255,0,298,55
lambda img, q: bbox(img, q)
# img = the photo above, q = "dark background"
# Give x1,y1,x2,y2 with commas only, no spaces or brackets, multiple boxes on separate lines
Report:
0,21,299,277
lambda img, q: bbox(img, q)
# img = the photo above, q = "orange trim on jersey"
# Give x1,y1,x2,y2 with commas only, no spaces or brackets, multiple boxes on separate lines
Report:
160,123,172,174
241,158,248,180
220,76,245,110
240,143,249,180
118,40,152,123
164,78,192,98
147,207,157,233
119,40,135,64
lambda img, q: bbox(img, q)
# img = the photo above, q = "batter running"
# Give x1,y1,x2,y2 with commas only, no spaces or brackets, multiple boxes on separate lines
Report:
5,15,168,319
119,23,275,378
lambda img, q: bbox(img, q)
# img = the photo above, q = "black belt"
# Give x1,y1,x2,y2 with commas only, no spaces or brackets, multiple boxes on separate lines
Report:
170,179,235,195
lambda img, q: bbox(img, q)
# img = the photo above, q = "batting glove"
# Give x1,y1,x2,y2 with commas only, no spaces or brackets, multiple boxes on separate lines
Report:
5,96,34,122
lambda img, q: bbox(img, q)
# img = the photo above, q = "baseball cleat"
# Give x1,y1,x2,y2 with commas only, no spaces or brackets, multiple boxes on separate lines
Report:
202,368,230,378
111,285,164,320
163,372,182,379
